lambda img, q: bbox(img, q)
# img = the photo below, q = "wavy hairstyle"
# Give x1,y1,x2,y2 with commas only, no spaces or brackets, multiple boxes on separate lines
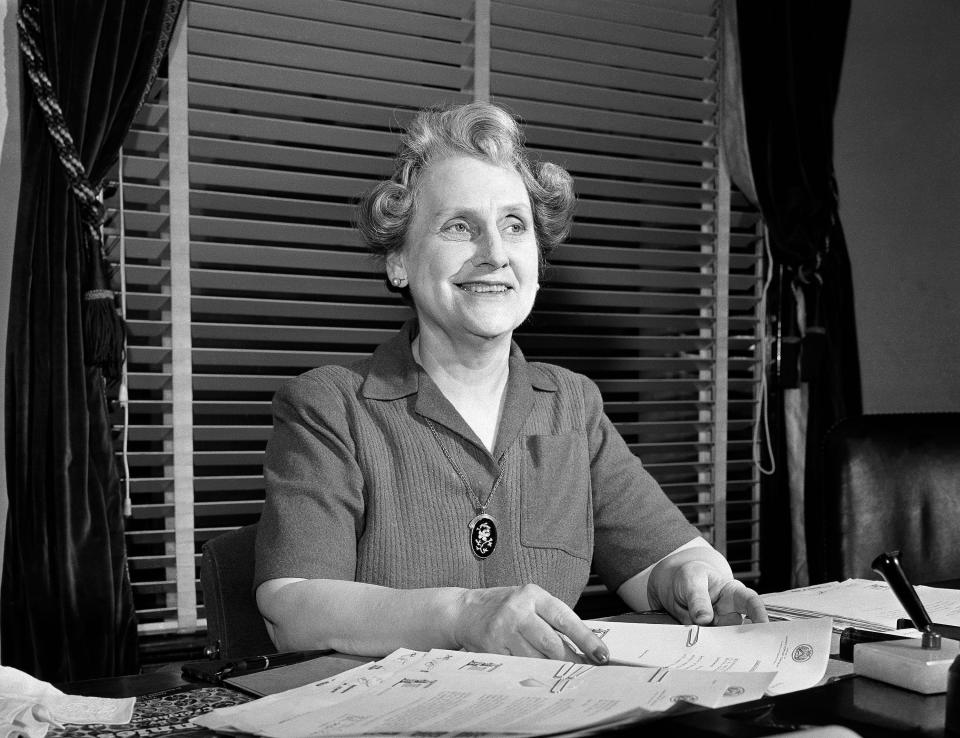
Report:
355,101,575,296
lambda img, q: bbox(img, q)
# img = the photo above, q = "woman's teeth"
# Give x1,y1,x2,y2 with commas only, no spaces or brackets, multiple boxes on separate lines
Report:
459,283,508,293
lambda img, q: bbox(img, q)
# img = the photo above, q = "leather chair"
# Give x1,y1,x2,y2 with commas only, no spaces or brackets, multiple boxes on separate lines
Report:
200,523,276,659
822,413,960,584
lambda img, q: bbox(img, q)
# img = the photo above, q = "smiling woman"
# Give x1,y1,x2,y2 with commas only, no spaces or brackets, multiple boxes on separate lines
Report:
252,101,766,663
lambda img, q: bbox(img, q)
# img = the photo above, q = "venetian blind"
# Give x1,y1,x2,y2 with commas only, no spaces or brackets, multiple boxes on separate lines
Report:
107,0,763,635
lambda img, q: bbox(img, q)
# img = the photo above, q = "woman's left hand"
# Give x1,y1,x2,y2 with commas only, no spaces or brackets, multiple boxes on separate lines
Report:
647,546,768,626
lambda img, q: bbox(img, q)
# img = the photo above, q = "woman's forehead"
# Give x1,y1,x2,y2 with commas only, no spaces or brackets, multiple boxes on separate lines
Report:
415,156,531,212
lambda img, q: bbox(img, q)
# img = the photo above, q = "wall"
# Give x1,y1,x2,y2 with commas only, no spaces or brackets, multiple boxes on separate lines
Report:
835,0,960,413
0,0,21,583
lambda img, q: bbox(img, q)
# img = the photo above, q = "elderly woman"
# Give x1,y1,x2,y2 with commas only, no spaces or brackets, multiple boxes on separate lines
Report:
254,101,766,664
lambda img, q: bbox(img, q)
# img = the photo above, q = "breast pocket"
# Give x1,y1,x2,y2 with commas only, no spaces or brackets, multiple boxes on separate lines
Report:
520,432,592,561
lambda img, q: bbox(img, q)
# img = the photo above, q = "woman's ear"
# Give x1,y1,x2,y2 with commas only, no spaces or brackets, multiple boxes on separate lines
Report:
385,251,406,287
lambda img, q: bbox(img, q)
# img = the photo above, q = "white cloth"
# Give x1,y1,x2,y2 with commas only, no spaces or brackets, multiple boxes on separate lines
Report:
0,665,135,738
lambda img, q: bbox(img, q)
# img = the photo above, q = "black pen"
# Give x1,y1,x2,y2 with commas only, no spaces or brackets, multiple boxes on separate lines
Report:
221,649,331,677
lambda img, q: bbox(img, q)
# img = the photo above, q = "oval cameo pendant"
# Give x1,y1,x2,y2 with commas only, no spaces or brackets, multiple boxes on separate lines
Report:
468,513,498,559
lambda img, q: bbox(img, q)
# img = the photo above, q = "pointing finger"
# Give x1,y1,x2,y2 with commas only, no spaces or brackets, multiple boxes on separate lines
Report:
535,595,609,665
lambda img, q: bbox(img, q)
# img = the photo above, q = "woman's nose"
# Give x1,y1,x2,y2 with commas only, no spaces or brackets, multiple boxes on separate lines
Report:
474,228,508,269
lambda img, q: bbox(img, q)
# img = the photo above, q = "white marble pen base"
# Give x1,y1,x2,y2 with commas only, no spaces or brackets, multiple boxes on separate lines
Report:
854,637,960,694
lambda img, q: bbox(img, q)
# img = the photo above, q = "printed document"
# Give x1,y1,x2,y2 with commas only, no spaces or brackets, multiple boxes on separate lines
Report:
193,618,831,737
584,616,832,694
762,579,960,632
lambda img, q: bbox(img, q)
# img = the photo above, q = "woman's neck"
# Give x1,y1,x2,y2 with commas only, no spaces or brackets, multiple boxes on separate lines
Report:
412,328,511,452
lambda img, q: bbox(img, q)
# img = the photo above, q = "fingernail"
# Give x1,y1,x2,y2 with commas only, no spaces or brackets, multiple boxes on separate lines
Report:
592,647,609,665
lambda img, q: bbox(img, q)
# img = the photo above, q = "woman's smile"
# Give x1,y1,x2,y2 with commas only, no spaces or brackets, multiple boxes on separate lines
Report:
456,281,511,294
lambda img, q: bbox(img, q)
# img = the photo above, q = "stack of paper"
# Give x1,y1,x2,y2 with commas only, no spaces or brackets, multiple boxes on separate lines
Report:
193,618,832,738
762,579,960,632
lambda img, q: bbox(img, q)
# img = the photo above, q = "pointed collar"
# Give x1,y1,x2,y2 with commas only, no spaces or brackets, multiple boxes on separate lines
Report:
361,320,558,459
360,319,421,401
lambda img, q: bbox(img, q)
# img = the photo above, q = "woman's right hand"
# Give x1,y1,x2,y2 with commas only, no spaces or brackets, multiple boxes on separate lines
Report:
452,583,609,664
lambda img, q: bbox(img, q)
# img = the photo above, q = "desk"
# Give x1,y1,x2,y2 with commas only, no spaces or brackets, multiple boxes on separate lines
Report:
62,588,960,738
60,663,951,737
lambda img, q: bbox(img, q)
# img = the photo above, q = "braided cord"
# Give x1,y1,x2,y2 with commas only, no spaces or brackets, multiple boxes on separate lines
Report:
17,0,105,253
17,0,131,378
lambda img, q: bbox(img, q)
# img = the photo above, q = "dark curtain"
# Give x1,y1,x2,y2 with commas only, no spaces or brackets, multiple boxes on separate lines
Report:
3,0,181,681
734,1,863,591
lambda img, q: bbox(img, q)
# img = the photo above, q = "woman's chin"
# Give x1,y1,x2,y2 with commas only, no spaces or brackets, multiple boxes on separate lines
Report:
418,301,535,346
455,298,535,339
458,315,525,343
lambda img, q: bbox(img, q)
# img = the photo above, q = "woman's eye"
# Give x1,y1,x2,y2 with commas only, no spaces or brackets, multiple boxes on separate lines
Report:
504,219,526,234
443,221,471,237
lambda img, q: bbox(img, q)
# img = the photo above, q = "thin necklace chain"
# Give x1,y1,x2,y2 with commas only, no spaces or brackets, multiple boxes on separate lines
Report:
425,418,505,515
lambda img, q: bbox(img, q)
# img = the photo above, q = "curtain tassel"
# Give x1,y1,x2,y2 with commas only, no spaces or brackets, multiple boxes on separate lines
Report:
83,288,126,381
